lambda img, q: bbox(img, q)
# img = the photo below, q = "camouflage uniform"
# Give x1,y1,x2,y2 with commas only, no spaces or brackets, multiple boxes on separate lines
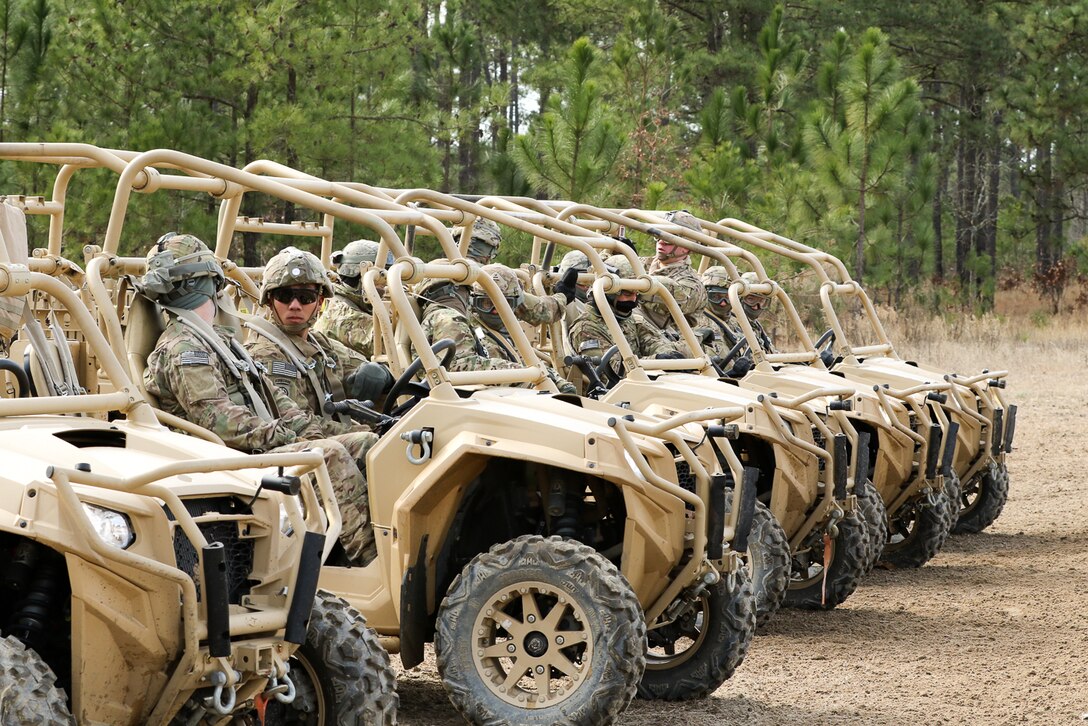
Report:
314,286,377,359
144,318,378,564
246,324,368,416
700,267,776,356
420,304,524,374
639,256,708,330
141,237,376,565
569,303,683,368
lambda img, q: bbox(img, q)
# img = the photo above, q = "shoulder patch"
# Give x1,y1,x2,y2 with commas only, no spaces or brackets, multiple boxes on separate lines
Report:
578,339,602,352
178,350,211,366
269,360,298,378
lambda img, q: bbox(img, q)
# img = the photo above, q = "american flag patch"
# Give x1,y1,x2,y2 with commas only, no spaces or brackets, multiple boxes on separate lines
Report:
178,350,211,366
269,360,298,378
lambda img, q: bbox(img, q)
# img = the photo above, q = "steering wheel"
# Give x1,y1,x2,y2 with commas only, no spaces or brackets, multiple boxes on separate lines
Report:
814,327,836,353
595,345,625,388
382,338,457,416
709,338,749,377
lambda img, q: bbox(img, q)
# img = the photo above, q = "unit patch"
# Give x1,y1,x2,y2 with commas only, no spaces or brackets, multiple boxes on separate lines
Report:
178,350,211,366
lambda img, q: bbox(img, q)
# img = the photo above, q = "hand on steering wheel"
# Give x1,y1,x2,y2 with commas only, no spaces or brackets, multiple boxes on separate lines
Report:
382,338,457,416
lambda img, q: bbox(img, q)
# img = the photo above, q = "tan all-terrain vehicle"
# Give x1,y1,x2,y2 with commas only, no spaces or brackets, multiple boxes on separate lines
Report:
708,217,1014,534
28,145,765,722
434,199,875,619
0,198,398,724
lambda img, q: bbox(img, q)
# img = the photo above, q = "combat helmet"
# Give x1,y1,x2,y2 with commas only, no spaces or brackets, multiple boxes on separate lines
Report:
260,247,334,333
140,232,225,310
466,218,502,263
558,249,592,303
702,266,733,310
471,264,525,329
602,254,639,318
738,271,771,320
332,240,394,281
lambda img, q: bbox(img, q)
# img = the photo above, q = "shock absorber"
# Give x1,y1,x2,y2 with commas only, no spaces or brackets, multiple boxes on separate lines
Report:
7,550,64,653
554,486,582,540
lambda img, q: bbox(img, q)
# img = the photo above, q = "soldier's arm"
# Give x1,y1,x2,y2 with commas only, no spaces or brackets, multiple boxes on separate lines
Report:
516,293,564,325
569,320,608,361
162,352,302,452
636,316,686,357
663,269,708,316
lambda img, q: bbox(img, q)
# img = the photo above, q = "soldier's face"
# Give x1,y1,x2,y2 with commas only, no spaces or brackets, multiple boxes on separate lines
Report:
655,240,688,261
271,285,323,328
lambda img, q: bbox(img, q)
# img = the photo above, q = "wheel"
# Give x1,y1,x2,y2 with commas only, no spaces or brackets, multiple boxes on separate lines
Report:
879,489,954,568
382,338,456,415
436,535,645,726
0,635,73,724
640,566,756,700
854,478,889,574
258,591,398,725
783,511,869,610
944,471,962,530
953,460,1009,534
724,490,789,628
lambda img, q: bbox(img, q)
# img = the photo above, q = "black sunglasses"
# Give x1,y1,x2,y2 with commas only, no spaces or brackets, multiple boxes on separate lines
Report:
270,288,321,305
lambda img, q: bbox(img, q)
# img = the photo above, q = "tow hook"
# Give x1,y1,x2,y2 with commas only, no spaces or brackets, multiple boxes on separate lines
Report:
204,669,240,715
266,666,297,704
825,503,845,539
926,486,942,509
401,428,433,465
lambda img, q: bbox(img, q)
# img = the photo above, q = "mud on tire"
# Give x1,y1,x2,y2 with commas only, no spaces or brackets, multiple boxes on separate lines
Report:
854,478,889,574
260,590,398,725
639,565,756,700
880,489,954,569
436,535,646,726
784,511,869,610
953,461,1009,534
0,635,73,724
944,471,962,530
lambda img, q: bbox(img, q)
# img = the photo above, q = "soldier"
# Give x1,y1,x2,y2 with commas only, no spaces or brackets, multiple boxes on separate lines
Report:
414,263,523,375
140,233,378,565
245,246,393,419
468,264,577,393
313,239,390,359
556,249,591,329
638,210,709,331
693,267,776,376
465,218,578,325
569,254,684,376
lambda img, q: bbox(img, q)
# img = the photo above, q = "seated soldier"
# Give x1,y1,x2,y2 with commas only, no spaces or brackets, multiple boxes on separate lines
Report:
468,264,577,393
638,210,709,332
466,218,578,325
414,261,523,375
314,239,391,359
699,268,777,354
569,254,684,377
140,233,378,565
244,246,393,420
556,249,591,329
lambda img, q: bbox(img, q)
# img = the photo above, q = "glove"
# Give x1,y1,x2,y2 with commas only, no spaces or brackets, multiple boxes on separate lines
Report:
693,327,716,345
654,351,685,360
726,355,752,378
555,266,580,304
346,362,394,402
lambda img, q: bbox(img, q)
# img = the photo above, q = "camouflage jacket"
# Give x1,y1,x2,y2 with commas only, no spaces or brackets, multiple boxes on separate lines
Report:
245,320,368,422
639,256,708,329
697,308,776,356
569,303,682,364
419,304,521,373
517,291,565,326
314,288,376,359
144,317,349,452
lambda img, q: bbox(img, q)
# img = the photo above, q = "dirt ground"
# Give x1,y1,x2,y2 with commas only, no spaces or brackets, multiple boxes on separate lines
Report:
392,335,1088,725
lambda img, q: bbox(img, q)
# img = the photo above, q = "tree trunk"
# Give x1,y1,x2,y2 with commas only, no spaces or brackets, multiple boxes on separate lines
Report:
242,83,261,267
982,117,1001,309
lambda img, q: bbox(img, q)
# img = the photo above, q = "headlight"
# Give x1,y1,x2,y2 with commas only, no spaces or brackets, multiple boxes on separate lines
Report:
82,503,135,549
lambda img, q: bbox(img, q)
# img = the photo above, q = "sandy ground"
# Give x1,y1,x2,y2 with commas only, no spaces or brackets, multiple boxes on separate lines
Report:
392,338,1088,725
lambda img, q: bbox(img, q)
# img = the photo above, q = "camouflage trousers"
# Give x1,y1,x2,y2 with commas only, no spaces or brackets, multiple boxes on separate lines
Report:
272,431,379,566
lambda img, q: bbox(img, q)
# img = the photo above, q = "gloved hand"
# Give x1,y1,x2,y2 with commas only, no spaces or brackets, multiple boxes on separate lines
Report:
726,355,752,378
346,361,394,402
555,266,580,304
654,350,685,360
693,327,716,345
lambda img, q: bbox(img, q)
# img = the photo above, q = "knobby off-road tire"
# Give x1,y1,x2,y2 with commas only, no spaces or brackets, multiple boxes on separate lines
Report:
784,511,869,610
854,478,889,574
944,471,962,530
640,565,756,701
261,590,398,726
0,635,73,725
954,461,1009,534
723,490,789,628
436,535,645,726
880,489,955,569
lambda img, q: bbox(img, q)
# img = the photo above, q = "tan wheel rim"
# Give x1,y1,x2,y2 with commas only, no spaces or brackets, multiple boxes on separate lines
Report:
471,580,592,708
645,595,710,670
